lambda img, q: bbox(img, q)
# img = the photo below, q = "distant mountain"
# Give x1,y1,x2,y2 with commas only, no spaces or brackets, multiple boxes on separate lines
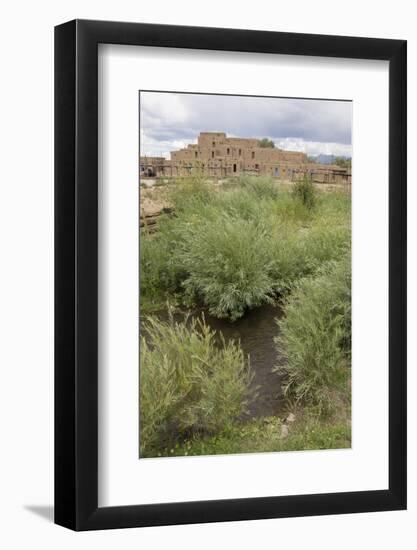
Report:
311,154,351,165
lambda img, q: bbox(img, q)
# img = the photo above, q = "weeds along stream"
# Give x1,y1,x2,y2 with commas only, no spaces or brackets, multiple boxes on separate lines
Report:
140,303,285,420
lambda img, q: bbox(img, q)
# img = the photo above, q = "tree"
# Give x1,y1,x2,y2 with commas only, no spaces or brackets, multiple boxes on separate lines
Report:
333,156,352,170
258,138,275,148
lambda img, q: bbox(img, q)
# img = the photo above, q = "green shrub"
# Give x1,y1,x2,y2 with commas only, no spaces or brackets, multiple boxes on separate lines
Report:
140,178,351,320
268,221,350,294
258,138,275,148
209,188,264,222
237,174,280,200
275,257,351,416
292,175,316,209
315,188,351,220
179,216,277,320
140,222,189,309
140,314,251,456
303,224,351,270
168,174,213,214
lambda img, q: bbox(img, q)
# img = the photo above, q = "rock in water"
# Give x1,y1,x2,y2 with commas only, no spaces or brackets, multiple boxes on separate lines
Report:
286,413,296,424
280,424,289,439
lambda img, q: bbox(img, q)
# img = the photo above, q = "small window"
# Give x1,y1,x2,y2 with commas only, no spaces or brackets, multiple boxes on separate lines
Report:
195,151,198,158
212,141,215,147
227,148,230,155
239,149,242,156
251,151,255,159
212,151,214,158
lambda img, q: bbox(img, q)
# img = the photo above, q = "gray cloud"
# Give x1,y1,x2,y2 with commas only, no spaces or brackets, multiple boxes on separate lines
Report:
140,91,352,158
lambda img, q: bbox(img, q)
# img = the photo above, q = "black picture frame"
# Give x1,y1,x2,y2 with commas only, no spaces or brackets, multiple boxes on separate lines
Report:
55,19,407,531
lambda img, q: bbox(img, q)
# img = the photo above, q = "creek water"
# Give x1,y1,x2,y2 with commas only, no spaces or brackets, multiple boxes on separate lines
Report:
141,304,284,419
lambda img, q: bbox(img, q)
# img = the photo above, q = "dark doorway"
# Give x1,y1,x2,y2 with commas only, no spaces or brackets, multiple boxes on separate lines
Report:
233,163,237,173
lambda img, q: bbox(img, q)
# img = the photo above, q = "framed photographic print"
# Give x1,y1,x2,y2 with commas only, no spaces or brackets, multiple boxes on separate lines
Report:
55,20,407,530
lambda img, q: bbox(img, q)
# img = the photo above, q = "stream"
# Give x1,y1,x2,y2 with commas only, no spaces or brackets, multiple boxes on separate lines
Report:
141,304,285,418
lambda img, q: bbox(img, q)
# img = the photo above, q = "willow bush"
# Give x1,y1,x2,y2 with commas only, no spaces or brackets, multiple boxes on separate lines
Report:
275,257,351,416
139,314,251,456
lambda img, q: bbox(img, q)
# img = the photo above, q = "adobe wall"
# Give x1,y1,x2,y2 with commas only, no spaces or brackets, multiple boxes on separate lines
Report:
140,132,350,183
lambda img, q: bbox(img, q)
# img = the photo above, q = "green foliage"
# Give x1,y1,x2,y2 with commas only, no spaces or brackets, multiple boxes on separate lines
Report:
333,156,352,170
140,314,251,456
151,414,351,457
168,173,214,213
292,174,317,209
275,257,351,416
140,175,351,320
237,174,280,200
180,217,276,320
140,222,188,309
258,138,275,148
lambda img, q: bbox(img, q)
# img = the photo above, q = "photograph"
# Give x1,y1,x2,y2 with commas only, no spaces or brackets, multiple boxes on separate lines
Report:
0,1,410,542
139,91,352,459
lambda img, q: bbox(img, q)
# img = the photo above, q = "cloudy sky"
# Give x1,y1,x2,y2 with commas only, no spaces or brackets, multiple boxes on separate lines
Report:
140,91,352,158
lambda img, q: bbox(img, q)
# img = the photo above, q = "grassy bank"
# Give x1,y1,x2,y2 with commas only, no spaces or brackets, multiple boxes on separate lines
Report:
141,411,351,458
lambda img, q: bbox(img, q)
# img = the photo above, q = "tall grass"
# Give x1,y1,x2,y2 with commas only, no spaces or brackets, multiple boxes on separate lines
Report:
140,175,351,320
275,257,351,416
292,175,316,209
237,174,281,200
140,313,251,456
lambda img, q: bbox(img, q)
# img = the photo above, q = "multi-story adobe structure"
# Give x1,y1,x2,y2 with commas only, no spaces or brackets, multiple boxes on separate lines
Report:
140,132,351,184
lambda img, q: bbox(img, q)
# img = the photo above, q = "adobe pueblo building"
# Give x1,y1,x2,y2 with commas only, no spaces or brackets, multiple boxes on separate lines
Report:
140,132,351,184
